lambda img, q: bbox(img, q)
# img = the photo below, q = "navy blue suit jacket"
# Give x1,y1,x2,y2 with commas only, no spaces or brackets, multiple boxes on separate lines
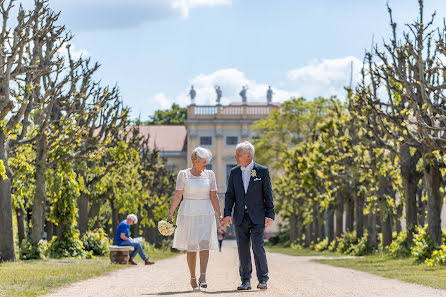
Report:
224,163,275,226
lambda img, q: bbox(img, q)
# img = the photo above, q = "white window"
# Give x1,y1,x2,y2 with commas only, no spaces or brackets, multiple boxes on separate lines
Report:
200,136,212,146
226,136,238,146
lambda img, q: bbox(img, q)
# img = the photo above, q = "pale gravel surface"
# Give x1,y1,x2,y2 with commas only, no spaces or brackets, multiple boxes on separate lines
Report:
42,240,446,297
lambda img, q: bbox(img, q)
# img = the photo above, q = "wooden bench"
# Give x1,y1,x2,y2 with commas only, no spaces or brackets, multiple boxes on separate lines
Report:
108,246,135,264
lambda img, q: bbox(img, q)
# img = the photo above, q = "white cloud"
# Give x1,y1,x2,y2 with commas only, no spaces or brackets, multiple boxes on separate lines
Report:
146,68,297,111
286,56,362,99
18,0,233,31
172,0,232,18
57,44,89,61
146,56,363,112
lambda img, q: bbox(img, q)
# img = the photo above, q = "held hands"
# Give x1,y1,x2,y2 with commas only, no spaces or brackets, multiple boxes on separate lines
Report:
220,216,232,227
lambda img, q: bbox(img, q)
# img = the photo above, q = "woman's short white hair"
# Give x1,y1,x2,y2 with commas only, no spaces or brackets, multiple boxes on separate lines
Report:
127,214,138,224
236,141,255,156
191,147,213,164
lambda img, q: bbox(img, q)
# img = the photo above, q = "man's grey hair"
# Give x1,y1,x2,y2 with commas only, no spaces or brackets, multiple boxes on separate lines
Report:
236,141,255,156
127,214,138,224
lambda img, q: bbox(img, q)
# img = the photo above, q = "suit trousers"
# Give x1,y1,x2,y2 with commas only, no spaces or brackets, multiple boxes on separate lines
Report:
235,211,269,282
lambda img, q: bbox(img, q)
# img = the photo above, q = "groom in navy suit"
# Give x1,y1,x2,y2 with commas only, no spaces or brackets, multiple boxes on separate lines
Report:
222,141,275,290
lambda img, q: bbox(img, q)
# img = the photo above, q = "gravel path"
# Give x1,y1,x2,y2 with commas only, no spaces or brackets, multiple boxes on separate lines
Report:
42,241,446,297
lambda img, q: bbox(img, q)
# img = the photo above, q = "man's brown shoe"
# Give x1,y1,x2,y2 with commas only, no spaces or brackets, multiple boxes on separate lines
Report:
128,258,137,265
145,259,155,265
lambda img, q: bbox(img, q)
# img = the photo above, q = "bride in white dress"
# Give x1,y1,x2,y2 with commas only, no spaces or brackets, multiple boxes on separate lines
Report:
168,147,222,291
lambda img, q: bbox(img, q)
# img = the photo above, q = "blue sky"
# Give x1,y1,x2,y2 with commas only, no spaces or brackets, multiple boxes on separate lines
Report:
22,0,446,119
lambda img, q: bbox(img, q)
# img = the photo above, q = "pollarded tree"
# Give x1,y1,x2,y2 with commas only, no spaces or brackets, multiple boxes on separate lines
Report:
0,0,63,261
365,0,446,245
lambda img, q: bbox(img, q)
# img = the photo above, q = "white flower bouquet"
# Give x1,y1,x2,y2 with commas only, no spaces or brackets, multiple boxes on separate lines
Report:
158,220,175,236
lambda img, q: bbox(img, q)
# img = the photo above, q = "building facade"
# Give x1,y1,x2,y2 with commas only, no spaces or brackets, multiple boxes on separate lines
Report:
144,101,281,237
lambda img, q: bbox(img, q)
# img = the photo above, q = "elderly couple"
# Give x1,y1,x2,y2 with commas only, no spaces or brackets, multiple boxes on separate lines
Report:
167,141,275,291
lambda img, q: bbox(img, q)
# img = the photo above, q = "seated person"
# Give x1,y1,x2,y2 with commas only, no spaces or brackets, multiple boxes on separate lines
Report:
115,214,154,265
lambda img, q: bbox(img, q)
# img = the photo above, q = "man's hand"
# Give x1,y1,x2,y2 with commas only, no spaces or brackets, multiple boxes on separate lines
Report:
265,218,273,229
221,216,232,227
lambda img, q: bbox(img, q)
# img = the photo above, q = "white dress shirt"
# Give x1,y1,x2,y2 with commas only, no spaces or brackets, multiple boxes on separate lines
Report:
241,160,254,194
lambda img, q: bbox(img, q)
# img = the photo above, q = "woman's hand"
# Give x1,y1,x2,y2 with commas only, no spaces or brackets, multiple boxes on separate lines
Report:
167,214,173,222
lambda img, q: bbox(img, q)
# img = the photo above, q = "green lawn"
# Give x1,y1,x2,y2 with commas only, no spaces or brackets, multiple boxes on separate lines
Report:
267,246,446,290
266,245,341,257
315,255,446,290
0,246,177,297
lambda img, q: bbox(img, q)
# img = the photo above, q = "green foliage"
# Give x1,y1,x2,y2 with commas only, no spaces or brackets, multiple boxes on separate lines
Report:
147,103,187,125
19,240,48,260
348,235,371,256
336,232,358,254
328,239,338,252
0,159,5,179
47,226,92,259
425,245,446,267
314,238,330,252
81,229,110,256
267,231,290,247
389,232,412,258
412,225,437,262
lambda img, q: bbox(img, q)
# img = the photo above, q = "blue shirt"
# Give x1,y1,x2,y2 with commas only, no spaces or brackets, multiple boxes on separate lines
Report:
116,220,130,245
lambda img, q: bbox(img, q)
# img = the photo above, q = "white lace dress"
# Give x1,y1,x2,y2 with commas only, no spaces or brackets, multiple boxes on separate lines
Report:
172,169,218,252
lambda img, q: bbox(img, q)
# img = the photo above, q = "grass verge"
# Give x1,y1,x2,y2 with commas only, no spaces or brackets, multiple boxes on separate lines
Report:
315,254,446,290
266,245,341,257
0,246,177,297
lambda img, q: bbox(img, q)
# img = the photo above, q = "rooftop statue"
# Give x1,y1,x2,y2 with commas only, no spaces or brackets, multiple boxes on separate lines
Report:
239,85,248,103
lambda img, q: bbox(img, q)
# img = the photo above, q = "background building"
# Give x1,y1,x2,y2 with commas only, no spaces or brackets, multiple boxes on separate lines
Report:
143,100,281,237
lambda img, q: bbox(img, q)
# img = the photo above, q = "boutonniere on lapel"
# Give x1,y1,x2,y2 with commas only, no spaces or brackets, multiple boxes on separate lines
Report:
251,169,257,178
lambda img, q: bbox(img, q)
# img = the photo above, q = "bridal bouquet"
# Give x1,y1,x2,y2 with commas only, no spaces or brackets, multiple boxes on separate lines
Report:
158,220,175,236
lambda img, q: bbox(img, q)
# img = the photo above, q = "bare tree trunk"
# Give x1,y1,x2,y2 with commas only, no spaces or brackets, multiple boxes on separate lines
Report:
313,204,320,241
319,210,325,240
31,137,48,243
0,132,15,261
423,153,443,245
335,191,344,237
345,192,354,233
89,200,101,230
399,145,421,243
327,205,334,242
417,185,426,225
16,207,25,248
46,221,53,242
77,192,89,235
378,174,393,248
110,200,119,244
395,204,402,234
355,191,364,238
305,225,311,247
367,205,378,249
289,210,298,243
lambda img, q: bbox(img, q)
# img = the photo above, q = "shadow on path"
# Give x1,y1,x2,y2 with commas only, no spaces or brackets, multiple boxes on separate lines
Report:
142,289,257,296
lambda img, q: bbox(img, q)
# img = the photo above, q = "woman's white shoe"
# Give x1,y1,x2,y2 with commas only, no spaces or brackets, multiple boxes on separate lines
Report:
199,273,208,289
191,277,200,291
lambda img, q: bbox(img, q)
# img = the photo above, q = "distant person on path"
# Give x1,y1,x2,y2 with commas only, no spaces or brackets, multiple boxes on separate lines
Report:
222,141,275,291
217,226,226,252
168,147,222,291
115,214,155,265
